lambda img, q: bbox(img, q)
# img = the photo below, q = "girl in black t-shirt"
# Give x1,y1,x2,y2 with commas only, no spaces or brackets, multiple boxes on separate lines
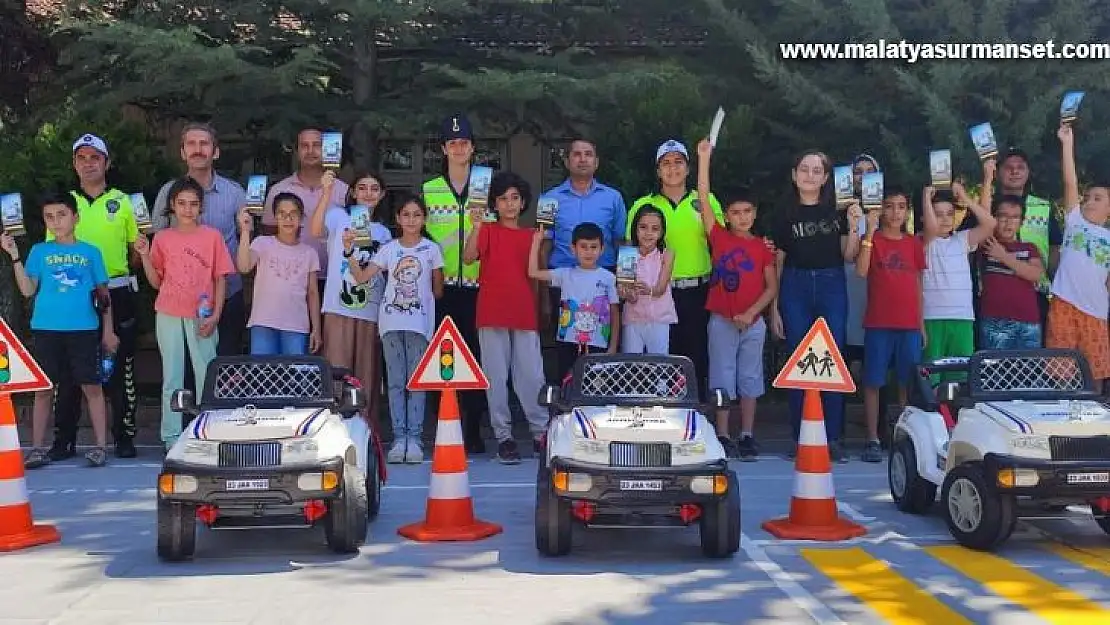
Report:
769,150,862,462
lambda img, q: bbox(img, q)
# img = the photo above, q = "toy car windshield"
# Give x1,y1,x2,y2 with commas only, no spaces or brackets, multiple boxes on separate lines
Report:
563,354,699,408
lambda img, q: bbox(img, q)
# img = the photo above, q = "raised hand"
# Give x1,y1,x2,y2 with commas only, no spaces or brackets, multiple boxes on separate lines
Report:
0,233,17,259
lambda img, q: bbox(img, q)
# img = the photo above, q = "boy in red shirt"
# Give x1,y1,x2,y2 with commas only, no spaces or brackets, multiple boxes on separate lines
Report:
696,140,778,460
856,188,926,463
462,171,547,464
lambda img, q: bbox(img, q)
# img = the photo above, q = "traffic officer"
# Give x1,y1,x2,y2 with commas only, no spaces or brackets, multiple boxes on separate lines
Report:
423,113,489,453
626,139,724,399
52,133,141,459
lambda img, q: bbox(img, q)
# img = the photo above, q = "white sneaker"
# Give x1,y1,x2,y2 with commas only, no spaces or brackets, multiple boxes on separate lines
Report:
404,437,424,464
387,438,407,464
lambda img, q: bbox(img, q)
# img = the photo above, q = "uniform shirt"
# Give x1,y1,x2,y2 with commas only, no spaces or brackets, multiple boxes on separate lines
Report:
50,189,137,278
626,191,724,280
24,240,108,331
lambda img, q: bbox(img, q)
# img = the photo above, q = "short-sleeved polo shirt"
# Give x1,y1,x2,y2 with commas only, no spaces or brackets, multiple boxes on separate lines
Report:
50,188,137,278
626,191,724,280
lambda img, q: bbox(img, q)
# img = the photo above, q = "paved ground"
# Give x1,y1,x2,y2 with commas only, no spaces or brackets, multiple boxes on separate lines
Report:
5,450,1110,625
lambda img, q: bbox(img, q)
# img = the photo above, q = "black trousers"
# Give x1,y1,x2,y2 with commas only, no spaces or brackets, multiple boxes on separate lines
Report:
433,285,486,446
182,291,246,425
670,282,710,401
53,284,139,447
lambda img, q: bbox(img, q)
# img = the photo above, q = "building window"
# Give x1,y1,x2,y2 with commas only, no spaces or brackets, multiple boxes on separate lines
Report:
380,143,415,171
543,143,568,190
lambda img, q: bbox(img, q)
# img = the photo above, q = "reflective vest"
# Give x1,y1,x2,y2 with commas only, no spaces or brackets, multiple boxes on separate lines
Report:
423,175,479,287
626,191,724,280
48,188,136,278
1019,195,1053,294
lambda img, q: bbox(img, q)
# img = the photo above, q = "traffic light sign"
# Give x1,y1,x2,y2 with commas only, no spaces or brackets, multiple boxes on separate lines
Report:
0,341,9,384
439,339,455,380
0,317,52,393
408,316,489,391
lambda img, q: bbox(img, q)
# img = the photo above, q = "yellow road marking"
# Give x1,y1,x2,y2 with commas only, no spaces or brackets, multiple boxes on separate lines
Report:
1043,544,1110,577
927,545,1110,623
802,547,971,625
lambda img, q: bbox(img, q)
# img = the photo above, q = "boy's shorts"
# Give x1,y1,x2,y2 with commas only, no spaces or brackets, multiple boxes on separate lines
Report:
707,314,766,400
32,330,101,387
1046,297,1110,379
863,328,923,388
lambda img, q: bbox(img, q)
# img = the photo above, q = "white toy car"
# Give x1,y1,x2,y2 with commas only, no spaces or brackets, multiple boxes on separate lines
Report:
156,356,387,561
535,354,740,558
889,349,1110,550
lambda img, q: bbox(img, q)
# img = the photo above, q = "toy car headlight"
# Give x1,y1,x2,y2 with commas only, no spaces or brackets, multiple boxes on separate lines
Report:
183,441,217,457
673,442,706,457
574,440,607,455
1010,435,1050,452
284,438,319,455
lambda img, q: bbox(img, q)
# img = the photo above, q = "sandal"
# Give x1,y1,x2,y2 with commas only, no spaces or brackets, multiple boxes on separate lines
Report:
24,448,51,469
85,447,108,467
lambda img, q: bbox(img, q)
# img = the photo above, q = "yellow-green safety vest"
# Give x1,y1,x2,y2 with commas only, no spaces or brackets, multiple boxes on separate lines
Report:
626,191,724,280
47,188,137,278
1019,195,1053,294
423,175,479,287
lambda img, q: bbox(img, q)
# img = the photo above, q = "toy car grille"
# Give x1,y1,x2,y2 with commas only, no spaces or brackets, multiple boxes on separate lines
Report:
579,361,688,400
610,442,672,468
975,354,1086,393
212,361,327,401
1049,435,1110,461
218,442,282,468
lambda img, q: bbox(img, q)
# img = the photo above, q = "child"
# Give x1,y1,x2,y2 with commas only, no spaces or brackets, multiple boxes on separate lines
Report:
237,193,322,355
1048,124,1110,389
310,170,393,430
696,139,777,461
462,171,548,464
345,196,443,464
529,222,620,381
921,173,996,378
857,189,926,463
977,196,1045,349
2,193,117,468
618,206,676,355
136,177,236,451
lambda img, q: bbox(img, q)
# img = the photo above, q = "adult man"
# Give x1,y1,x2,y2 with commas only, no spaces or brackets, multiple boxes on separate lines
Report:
51,134,141,459
152,122,248,357
262,127,349,293
539,137,628,343
423,113,488,453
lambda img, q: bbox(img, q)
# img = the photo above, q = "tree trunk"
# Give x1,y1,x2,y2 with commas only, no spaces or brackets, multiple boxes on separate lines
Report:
351,29,380,172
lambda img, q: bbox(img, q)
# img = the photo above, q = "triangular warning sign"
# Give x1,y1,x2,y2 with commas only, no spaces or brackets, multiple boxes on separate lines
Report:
773,317,855,393
408,316,490,391
0,316,53,394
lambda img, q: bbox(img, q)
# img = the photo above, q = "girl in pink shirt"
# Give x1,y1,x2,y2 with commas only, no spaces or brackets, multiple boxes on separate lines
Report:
618,206,677,354
136,177,235,450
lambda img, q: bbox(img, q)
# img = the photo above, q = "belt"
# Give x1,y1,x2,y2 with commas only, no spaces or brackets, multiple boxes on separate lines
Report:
107,275,138,291
672,276,708,289
444,276,479,288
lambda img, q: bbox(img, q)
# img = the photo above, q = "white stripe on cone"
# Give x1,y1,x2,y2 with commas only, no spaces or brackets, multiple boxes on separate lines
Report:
434,419,464,446
428,471,471,500
792,471,836,500
0,425,20,452
797,420,829,447
0,478,30,507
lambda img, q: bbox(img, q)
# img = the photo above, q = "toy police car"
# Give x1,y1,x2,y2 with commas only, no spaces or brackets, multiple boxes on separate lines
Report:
535,354,740,558
156,356,386,561
889,349,1110,550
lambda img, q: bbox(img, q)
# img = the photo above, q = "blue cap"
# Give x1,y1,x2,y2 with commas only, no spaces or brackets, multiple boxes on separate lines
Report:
441,114,473,142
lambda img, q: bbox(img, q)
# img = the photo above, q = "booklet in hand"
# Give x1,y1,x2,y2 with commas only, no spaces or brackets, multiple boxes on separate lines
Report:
834,165,854,208
861,172,884,212
467,165,495,222
349,204,372,246
616,246,638,285
536,196,558,228
1061,91,1085,125
0,193,24,237
245,175,269,217
129,193,153,233
322,132,343,170
929,149,952,189
969,122,998,160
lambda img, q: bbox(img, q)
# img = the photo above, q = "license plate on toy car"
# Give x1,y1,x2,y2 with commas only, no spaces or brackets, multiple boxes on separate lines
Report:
620,479,663,491
1066,472,1110,484
226,479,269,491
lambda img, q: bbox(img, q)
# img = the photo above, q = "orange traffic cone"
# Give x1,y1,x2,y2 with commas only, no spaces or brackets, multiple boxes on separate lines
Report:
0,393,60,552
762,389,866,541
397,389,502,542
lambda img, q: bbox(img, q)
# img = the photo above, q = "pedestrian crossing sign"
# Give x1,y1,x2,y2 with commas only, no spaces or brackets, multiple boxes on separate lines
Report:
0,316,52,394
773,317,855,393
408,316,489,391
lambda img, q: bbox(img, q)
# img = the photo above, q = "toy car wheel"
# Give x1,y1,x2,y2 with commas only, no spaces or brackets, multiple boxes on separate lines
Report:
941,464,1016,551
325,467,369,554
699,472,741,558
156,499,197,562
535,470,572,557
889,438,937,514
366,438,382,521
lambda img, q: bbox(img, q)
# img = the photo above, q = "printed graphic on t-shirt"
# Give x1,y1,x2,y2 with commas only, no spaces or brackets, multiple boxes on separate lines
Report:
557,280,613,346
339,241,380,310
46,255,91,292
791,217,843,240
1065,221,1110,269
710,245,755,292
386,253,425,315
876,248,911,272
983,248,1032,277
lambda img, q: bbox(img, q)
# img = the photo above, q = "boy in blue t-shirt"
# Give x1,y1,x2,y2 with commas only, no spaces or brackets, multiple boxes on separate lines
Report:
529,221,620,382
1,192,117,468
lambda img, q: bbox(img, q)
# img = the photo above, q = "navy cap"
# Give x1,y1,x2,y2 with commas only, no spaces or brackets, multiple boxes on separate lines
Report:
1001,147,1029,164
441,114,473,142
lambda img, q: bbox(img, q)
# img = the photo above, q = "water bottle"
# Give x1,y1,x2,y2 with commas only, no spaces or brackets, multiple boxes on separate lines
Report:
198,294,213,319
100,351,116,385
